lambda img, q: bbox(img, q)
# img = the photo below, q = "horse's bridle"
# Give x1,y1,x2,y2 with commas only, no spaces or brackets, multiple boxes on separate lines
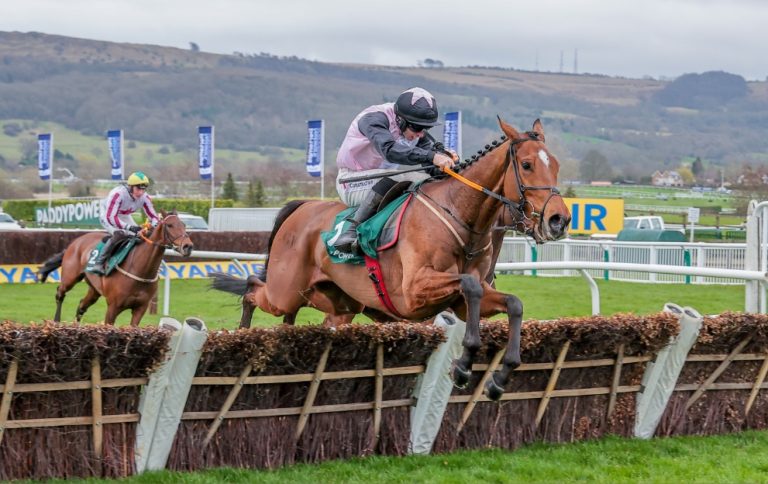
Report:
504,132,563,233
440,132,562,235
139,216,189,252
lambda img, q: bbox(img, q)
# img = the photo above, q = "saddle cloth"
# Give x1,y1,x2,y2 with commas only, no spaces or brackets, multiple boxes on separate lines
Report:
85,237,139,275
322,192,412,264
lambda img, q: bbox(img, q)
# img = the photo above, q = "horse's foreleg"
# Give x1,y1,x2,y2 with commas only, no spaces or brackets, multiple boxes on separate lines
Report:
129,304,149,327
76,286,101,322
452,274,484,388
478,283,524,400
104,305,122,326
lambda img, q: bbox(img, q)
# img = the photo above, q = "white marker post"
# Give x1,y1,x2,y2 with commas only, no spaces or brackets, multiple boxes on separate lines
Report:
687,207,700,243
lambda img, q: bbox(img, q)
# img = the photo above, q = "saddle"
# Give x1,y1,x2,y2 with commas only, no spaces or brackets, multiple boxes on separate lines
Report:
85,236,140,276
322,182,414,265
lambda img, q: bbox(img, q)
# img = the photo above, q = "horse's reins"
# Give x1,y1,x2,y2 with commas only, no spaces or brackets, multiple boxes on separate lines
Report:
439,133,562,235
115,216,189,283
138,216,189,252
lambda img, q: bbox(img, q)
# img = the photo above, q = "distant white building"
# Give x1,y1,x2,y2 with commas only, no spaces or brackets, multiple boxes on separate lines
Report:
651,170,684,187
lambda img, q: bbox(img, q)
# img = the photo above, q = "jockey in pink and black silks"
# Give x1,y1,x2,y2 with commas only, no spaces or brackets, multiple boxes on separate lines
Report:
93,171,159,274
331,87,457,254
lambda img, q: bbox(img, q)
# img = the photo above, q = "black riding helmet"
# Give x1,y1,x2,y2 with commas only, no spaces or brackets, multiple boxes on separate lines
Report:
394,87,441,129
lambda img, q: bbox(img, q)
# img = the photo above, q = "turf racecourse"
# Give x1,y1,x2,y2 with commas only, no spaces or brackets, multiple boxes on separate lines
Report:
2,276,761,483
0,275,747,328
36,431,768,483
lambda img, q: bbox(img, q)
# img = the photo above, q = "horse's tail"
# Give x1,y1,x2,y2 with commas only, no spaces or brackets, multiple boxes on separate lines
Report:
37,251,64,283
262,200,310,282
210,272,250,296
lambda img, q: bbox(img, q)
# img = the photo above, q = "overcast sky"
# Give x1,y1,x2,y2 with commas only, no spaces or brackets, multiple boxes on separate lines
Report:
3,0,766,81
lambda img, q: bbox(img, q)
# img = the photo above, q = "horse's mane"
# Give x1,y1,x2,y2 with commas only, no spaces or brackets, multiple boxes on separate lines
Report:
453,135,507,174
262,200,309,280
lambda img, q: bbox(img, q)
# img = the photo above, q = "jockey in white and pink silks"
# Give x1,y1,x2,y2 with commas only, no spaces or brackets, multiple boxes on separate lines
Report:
93,171,159,273
330,87,457,254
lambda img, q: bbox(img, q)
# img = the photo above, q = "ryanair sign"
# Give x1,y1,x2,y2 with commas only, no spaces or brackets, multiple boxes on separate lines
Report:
0,261,265,285
563,198,624,235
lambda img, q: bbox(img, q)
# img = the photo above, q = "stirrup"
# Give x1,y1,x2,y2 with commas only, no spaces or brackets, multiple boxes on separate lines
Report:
332,239,358,254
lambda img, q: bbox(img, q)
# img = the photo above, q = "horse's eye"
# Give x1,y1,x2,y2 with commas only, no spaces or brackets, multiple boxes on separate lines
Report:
521,161,532,170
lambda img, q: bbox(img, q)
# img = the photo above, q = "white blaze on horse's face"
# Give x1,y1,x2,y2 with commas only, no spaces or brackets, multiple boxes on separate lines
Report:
538,149,550,168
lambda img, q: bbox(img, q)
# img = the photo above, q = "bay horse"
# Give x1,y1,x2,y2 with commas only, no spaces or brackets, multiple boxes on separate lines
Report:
212,207,515,327
36,210,194,326
221,118,570,399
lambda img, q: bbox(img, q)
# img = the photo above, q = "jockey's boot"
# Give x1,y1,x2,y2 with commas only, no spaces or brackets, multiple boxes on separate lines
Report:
92,234,120,274
332,189,384,254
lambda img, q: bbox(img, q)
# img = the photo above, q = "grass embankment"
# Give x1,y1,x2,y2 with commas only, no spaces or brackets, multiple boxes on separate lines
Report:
0,275,745,328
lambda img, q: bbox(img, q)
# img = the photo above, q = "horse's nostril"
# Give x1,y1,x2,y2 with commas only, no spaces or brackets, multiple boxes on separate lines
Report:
548,215,563,231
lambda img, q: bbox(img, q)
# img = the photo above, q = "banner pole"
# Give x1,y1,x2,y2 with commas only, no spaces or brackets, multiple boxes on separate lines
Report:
321,121,325,200
48,133,54,210
211,127,215,209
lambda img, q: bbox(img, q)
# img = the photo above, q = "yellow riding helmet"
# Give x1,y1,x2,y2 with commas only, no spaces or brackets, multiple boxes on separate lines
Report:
127,171,150,187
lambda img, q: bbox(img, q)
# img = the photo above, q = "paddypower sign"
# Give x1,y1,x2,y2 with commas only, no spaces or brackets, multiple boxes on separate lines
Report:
35,200,102,227
563,198,624,235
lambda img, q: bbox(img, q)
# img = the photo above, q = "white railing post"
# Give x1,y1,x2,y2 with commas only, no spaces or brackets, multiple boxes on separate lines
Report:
745,201,761,312
161,261,170,316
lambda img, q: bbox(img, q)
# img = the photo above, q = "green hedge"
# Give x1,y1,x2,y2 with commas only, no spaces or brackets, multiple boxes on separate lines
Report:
1,198,234,224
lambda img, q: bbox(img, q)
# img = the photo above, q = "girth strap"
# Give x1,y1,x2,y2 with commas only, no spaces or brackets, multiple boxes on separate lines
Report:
364,255,404,319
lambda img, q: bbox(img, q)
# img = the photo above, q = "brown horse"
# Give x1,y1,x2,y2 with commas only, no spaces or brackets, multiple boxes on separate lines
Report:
220,118,570,399
213,208,514,327
36,211,194,326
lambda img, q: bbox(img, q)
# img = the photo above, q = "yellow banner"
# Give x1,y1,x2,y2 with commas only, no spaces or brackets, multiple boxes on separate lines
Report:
563,198,625,235
0,260,265,284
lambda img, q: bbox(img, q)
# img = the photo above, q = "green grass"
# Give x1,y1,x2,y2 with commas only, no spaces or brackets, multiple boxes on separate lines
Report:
0,275,746,329
39,431,768,483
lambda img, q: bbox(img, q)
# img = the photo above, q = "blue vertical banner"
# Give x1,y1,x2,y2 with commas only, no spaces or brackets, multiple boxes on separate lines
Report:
38,133,53,180
198,126,214,180
107,129,124,180
442,111,462,158
306,120,324,177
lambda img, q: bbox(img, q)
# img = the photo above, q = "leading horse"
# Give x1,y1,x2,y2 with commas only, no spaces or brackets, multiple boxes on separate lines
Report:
224,118,570,399
36,211,194,326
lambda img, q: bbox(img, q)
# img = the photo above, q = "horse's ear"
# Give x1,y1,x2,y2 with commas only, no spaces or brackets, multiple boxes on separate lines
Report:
497,115,520,140
160,209,168,218
532,118,546,142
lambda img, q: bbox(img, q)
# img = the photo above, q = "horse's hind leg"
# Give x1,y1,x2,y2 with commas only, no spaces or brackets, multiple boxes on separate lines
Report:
53,286,66,322
54,273,85,322
76,285,101,322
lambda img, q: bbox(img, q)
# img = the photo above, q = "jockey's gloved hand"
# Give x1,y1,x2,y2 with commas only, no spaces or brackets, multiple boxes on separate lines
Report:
128,226,141,234
432,152,456,171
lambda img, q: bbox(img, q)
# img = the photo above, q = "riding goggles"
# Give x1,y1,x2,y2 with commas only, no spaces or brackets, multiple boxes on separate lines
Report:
407,122,430,133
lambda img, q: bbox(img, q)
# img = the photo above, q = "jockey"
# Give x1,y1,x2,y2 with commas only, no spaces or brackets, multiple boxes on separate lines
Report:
331,87,457,254
93,171,160,274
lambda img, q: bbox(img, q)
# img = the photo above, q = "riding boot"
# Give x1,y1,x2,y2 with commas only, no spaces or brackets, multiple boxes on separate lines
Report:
332,190,384,254
92,234,121,274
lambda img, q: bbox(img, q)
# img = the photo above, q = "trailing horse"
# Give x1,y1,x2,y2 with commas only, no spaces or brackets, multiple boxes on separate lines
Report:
37,210,194,326
215,118,570,399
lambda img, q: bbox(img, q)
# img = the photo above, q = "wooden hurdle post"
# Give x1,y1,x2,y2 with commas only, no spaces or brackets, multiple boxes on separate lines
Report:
295,341,332,440
0,359,18,447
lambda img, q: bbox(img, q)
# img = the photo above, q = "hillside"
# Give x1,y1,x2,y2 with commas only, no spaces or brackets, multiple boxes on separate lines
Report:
0,31,766,193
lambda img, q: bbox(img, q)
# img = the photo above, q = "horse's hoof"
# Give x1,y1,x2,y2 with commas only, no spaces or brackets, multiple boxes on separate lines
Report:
452,364,472,389
484,374,506,401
